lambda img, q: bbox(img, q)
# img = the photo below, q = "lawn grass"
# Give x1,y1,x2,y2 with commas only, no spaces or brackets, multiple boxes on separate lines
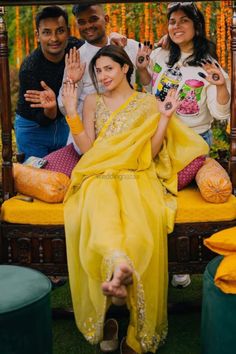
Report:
51,275,203,354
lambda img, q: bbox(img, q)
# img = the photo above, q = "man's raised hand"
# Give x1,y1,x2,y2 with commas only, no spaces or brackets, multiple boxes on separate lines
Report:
24,81,56,109
65,47,86,83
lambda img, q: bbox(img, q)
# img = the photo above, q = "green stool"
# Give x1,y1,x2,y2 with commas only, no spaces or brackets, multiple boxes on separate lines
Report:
201,256,236,354
0,265,52,354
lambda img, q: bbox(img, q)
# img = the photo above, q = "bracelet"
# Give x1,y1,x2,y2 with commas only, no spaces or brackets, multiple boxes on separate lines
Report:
65,114,84,135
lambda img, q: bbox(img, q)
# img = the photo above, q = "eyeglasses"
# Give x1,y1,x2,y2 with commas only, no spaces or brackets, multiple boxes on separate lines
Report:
167,2,199,16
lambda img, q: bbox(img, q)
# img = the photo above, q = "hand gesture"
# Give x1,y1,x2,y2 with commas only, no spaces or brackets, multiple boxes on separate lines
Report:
156,34,168,49
136,41,152,70
158,89,179,119
61,80,78,117
110,32,127,47
198,60,226,86
65,47,86,83
24,81,56,109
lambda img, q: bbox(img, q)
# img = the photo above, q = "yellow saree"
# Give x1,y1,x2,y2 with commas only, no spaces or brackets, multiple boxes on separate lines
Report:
64,92,208,353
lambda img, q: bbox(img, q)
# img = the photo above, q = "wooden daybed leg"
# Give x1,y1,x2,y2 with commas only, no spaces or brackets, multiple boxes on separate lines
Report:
229,1,236,194
0,6,14,200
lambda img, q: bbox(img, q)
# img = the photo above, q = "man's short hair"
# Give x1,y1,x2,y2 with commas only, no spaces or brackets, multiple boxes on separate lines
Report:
36,6,69,30
72,4,103,17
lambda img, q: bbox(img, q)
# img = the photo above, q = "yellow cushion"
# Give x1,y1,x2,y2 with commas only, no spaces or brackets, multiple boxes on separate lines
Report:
214,254,236,294
2,187,236,225
204,226,236,255
204,226,236,294
195,158,232,203
1,196,64,225
175,187,236,223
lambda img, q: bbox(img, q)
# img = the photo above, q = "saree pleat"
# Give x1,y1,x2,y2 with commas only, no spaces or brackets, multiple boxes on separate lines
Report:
64,93,209,353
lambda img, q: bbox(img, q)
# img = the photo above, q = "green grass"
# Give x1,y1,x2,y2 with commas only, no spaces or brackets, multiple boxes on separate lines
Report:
51,275,203,354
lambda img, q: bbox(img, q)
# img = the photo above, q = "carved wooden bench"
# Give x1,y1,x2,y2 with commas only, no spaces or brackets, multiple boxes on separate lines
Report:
1,185,236,276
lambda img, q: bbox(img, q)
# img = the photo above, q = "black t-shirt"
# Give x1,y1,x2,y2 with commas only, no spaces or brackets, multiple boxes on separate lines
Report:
16,37,84,126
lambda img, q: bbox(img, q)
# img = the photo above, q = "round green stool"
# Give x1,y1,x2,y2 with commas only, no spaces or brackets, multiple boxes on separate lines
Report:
201,256,236,354
0,265,52,354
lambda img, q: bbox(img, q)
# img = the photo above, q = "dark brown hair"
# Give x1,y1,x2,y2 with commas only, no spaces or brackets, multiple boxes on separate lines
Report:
89,45,134,92
36,6,68,30
166,3,217,67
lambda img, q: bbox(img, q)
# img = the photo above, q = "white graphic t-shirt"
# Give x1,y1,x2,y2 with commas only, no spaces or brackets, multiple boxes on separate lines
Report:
150,48,230,134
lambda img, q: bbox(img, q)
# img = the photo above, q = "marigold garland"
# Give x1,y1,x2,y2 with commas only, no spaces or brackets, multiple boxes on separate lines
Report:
11,1,232,77
25,32,29,56
32,6,37,49
216,11,221,64
205,4,211,39
220,5,226,69
144,3,149,41
106,4,111,35
111,8,119,33
226,5,232,76
121,4,126,36
15,7,22,69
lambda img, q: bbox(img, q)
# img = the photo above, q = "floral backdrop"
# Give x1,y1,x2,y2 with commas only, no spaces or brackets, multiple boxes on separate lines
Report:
4,1,232,158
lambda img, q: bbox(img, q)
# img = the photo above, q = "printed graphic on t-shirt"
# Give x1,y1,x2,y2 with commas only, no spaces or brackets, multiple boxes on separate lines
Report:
151,62,205,116
152,63,162,86
177,79,204,117
154,66,182,101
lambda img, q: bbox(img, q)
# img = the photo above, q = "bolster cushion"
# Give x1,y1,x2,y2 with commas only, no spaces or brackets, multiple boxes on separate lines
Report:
13,163,70,203
195,158,232,203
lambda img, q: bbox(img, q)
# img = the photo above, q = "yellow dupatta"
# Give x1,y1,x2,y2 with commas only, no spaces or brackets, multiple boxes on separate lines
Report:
64,92,209,353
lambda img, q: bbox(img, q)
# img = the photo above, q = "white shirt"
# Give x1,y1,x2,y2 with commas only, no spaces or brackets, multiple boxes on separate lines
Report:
58,37,139,152
150,48,230,134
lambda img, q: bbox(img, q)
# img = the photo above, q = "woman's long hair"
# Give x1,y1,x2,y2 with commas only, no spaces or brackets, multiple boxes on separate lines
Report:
89,45,134,92
166,3,217,67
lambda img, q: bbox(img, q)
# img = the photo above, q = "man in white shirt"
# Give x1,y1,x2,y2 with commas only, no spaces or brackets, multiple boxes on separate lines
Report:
58,4,139,151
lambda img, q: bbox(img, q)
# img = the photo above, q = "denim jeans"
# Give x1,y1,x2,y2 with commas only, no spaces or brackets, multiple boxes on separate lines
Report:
199,129,213,147
14,114,69,161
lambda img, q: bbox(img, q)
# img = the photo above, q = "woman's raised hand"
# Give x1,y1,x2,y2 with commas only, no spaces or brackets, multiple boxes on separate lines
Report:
61,80,79,117
110,32,127,47
65,47,86,83
136,41,153,70
198,60,226,86
158,89,180,118
24,81,56,109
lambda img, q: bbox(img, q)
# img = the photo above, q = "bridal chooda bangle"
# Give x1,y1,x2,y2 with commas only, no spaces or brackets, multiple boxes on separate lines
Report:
65,114,84,135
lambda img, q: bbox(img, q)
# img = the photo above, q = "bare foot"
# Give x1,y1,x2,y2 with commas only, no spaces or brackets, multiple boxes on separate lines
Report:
102,263,133,299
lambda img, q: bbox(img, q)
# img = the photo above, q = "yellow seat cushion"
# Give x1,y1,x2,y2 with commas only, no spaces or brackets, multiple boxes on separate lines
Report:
1,196,64,225
175,187,236,223
1,187,236,225
204,227,236,294
204,226,236,255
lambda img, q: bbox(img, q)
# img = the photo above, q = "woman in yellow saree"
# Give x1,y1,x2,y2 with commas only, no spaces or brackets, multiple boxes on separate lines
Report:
62,45,208,354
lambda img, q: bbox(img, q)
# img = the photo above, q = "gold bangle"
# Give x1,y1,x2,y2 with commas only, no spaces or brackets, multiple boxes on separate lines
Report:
65,114,84,135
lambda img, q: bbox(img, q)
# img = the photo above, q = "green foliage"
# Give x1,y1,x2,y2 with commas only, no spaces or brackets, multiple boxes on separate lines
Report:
10,66,19,122
210,119,230,159
6,7,38,65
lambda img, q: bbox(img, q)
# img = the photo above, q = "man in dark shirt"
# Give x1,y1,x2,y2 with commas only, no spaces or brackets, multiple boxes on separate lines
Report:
15,6,83,160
